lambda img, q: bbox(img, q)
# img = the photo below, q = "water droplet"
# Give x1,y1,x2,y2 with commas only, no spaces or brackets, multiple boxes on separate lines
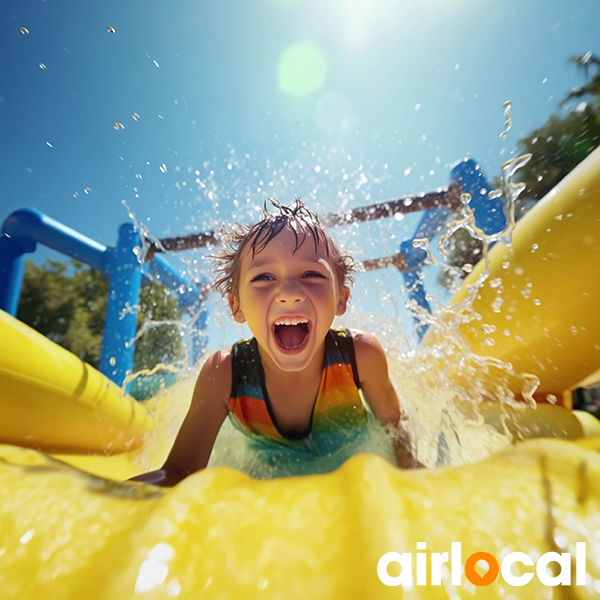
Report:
107,26,115,34
109,357,116,366
20,27,29,35
531,243,538,252
500,100,512,140
135,174,142,179
46,141,52,147
491,297,504,313
113,122,124,130
153,60,160,68
500,153,532,179
257,578,269,590
84,187,91,195
462,263,473,273
159,164,167,173
488,189,502,199
521,373,540,408
73,192,79,198
481,324,496,334
533,299,541,306
421,134,427,141
502,261,510,270
489,278,502,289
132,112,140,121
393,213,404,221
39,63,46,70
482,338,495,346
20,529,34,544
414,103,421,111
314,165,321,173
403,197,413,206
403,167,411,176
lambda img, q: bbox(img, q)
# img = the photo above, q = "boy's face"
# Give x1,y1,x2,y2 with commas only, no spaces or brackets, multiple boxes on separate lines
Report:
228,225,350,373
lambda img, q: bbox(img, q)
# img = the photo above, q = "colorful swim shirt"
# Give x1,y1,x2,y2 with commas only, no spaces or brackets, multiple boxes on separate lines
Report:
225,328,385,475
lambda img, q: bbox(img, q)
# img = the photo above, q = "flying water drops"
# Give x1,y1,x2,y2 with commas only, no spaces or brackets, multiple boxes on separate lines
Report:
500,100,513,140
132,113,140,121
107,26,115,34
20,27,29,35
113,123,124,130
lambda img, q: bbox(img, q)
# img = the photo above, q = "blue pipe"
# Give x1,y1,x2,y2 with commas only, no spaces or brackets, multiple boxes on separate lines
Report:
100,223,143,387
0,208,106,315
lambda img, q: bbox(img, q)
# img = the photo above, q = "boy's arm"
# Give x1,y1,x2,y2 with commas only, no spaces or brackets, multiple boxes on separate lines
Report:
353,330,423,469
129,349,230,487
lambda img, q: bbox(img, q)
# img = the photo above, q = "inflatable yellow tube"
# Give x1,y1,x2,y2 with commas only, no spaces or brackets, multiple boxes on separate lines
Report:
436,145,600,398
1,437,600,598
0,309,152,453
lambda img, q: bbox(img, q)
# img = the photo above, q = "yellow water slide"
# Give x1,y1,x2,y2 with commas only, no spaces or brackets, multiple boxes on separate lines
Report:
0,309,152,454
1,146,600,597
436,145,600,400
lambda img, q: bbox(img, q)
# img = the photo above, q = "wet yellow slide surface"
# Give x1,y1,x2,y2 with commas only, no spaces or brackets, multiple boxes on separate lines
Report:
1,437,600,599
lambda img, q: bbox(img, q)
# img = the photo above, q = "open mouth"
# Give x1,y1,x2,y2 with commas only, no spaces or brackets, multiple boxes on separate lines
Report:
273,317,311,350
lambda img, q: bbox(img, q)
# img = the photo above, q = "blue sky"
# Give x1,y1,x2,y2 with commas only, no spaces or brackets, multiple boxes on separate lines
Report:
1,0,598,342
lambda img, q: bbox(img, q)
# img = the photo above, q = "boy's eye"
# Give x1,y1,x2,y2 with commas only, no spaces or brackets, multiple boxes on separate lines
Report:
303,271,326,279
251,274,273,282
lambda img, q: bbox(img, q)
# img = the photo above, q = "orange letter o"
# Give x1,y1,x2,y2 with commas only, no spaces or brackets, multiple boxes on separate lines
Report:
464,552,499,586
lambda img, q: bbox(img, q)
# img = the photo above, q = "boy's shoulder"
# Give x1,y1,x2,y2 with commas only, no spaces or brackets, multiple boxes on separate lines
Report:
197,346,234,397
346,328,386,354
346,328,388,382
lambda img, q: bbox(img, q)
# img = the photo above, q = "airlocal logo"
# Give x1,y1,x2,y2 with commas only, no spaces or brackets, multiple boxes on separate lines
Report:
378,543,587,587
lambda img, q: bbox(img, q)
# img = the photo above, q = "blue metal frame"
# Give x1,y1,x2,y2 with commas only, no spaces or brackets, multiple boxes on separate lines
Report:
0,207,207,388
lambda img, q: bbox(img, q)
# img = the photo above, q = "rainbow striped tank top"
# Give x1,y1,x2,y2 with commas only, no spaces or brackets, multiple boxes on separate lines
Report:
227,328,369,457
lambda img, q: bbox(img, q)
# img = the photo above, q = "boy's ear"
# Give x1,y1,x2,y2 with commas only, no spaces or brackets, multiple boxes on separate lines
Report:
335,285,351,316
228,293,246,324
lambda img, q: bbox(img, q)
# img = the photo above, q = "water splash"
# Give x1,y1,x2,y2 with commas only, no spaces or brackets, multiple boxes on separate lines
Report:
500,100,513,140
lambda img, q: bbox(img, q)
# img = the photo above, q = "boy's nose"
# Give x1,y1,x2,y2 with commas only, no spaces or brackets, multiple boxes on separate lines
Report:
276,280,304,303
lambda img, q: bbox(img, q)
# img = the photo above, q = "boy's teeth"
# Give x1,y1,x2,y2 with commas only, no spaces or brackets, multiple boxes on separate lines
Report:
275,317,308,326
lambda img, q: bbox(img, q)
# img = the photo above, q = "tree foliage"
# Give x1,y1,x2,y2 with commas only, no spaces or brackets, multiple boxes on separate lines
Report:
17,259,184,372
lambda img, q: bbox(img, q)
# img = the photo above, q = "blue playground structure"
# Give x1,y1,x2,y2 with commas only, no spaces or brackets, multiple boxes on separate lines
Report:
0,158,505,389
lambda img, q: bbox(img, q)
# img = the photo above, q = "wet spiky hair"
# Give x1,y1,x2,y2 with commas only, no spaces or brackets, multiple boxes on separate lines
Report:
212,197,355,297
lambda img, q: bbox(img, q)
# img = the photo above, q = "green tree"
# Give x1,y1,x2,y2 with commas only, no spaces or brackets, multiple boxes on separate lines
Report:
17,259,184,372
